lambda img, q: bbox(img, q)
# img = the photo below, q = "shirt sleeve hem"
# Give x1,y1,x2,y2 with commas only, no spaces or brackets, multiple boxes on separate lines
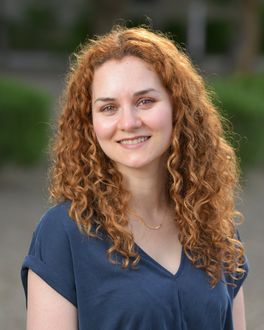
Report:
233,255,250,298
21,255,77,308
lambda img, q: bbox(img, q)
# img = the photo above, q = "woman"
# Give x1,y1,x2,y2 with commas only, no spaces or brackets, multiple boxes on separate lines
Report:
21,26,249,330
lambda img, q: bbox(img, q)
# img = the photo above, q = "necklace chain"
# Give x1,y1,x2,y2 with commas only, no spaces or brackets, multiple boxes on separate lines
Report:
135,207,171,230
137,217,162,230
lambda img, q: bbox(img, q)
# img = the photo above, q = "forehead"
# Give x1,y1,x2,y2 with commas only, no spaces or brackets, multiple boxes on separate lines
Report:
94,55,153,74
92,56,163,96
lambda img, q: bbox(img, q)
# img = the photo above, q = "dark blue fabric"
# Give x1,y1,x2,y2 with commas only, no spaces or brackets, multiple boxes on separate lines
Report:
21,202,249,330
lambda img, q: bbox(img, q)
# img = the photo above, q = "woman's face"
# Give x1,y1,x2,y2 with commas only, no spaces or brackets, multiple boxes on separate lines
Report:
91,56,173,172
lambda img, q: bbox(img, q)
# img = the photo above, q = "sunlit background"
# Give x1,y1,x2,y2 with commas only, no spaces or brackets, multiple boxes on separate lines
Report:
0,0,263,329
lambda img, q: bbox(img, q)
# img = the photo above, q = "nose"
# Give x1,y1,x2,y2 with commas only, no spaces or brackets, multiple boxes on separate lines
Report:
117,106,142,131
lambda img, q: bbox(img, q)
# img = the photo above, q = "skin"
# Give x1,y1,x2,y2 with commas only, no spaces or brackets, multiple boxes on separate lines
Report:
92,56,173,221
233,287,247,330
26,55,247,329
92,56,173,173
27,270,78,329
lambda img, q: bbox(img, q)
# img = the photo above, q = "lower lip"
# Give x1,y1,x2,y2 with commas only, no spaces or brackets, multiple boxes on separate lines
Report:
118,137,151,149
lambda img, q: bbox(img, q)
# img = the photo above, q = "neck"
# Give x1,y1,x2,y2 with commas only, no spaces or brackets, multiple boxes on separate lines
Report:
118,161,171,221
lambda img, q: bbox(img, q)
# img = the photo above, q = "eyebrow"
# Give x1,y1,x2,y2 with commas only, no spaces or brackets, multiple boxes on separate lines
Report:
93,88,159,104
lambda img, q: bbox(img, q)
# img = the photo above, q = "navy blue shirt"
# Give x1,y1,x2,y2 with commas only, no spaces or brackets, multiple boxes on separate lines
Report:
21,202,249,330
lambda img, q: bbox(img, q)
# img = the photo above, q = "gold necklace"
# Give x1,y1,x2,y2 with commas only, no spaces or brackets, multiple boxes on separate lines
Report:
134,207,171,230
138,216,162,230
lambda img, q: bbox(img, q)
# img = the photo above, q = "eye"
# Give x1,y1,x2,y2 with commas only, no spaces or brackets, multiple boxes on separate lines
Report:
137,98,155,108
100,104,116,113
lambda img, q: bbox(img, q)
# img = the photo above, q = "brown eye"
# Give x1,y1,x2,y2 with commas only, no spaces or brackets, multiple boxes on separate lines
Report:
101,104,116,113
137,98,155,107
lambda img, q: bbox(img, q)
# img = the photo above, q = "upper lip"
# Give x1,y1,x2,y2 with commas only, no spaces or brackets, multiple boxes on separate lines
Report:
117,135,151,142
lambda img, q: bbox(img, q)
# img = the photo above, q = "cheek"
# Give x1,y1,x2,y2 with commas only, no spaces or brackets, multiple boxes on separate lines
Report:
92,116,117,141
147,107,173,133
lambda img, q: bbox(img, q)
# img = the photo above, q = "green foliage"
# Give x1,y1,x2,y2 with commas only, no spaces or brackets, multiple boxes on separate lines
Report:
206,20,231,54
163,22,187,49
164,19,232,54
0,78,50,166
209,74,264,168
8,4,57,50
66,8,94,53
8,3,94,53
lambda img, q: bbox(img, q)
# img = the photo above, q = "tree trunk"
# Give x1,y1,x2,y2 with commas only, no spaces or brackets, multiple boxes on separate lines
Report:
0,0,8,67
187,0,207,63
233,0,260,73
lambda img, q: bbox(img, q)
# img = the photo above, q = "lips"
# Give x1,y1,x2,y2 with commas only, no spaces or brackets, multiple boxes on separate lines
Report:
117,135,151,143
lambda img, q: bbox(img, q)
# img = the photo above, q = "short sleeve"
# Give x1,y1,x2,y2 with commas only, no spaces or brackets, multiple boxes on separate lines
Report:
21,204,77,307
224,229,250,299
233,254,249,298
232,229,250,298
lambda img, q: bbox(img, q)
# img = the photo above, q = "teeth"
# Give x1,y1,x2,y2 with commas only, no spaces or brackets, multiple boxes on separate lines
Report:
120,136,149,145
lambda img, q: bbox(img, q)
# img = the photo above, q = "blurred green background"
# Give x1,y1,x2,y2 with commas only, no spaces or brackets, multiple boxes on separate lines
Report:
0,0,263,168
0,1,263,329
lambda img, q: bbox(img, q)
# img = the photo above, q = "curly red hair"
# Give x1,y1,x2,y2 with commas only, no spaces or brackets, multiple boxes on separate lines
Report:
49,25,246,287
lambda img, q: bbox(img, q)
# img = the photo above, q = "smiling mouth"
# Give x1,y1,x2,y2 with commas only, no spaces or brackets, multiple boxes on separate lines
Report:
118,136,151,145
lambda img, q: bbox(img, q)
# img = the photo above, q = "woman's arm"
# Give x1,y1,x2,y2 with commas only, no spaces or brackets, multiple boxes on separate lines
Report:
232,286,246,330
27,269,78,330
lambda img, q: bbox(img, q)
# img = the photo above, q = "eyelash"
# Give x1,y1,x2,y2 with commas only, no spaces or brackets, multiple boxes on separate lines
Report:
101,105,116,113
137,98,155,106
100,98,155,113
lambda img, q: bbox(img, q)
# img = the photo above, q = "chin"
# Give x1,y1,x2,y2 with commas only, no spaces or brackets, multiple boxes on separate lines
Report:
118,162,148,170
116,157,158,171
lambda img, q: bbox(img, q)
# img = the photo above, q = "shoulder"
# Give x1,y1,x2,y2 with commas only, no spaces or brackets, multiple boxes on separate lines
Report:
28,200,85,258
31,201,103,254
34,201,77,238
